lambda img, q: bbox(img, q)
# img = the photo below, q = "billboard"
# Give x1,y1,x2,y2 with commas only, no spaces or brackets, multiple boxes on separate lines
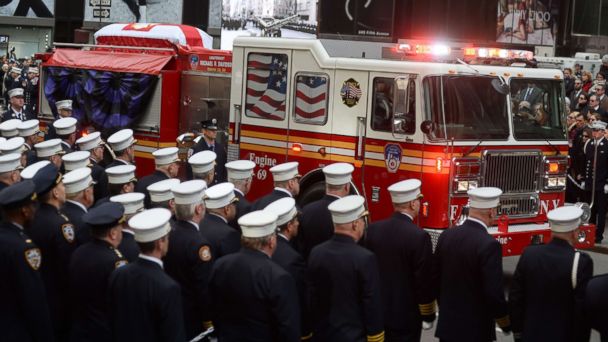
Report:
0,0,54,17
318,0,394,39
496,0,559,46
220,0,317,50
84,0,183,23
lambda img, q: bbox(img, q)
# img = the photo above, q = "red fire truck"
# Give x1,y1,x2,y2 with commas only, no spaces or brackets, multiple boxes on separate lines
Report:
227,38,595,255
36,23,232,175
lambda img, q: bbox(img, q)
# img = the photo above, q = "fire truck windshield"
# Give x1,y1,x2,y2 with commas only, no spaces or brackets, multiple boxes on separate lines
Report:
510,78,566,140
424,75,509,140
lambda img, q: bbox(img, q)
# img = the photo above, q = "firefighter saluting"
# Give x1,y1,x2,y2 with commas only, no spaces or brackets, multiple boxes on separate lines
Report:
584,120,608,244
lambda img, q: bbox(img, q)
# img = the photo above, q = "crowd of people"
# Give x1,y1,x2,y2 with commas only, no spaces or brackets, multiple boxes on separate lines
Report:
1,55,39,114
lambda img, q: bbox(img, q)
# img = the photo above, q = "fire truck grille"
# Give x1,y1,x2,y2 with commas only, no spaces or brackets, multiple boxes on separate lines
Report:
481,150,542,193
497,194,540,218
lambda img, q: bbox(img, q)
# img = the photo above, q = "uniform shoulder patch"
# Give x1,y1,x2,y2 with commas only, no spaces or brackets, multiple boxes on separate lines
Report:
115,260,128,269
24,248,42,270
61,224,76,243
199,245,212,262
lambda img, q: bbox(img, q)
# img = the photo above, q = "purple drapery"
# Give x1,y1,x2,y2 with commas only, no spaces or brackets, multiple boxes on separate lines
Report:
44,67,158,130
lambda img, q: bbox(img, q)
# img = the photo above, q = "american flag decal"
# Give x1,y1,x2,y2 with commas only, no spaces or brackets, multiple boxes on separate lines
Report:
340,78,361,108
246,53,288,120
295,75,328,124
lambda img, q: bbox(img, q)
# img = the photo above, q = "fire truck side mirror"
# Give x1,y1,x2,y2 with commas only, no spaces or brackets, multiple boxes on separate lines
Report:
491,78,510,95
420,120,436,135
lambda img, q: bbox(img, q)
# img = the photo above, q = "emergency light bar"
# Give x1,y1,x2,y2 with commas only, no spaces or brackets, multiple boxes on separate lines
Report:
395,42,533,61
463,47,534,61
397,43,451,56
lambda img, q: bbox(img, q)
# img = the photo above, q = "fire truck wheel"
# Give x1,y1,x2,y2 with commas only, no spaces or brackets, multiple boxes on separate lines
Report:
298,181,326,207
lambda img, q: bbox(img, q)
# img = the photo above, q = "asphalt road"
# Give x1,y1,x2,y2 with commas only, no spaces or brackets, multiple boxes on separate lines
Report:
420,248,608,341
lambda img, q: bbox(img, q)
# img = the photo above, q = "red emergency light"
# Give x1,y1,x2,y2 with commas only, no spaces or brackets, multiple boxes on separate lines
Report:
463,47,533,61
397,43,451,56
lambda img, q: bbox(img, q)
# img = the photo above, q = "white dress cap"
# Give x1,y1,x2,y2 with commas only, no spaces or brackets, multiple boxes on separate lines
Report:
107,129,136,151
0,137,26,155
548,206,583,233
467,187,502,209
27,67,39,74
264,197,297,226
62,151,91,172
105,164,137,185
189,150,216,174
172,179,207,205
35,139,64,158
53,117,78,135
0,137,6,145
323,163,354,185
153,147,179,166
128,207,172,242
56,100,73,110
10,68,22,75
7,87,24,98
147,178,181,203
110,192,145,215
17,119,40,137
0,153,22,173
20,160,51,179
270,161,300,182
238,210,278,238
63,167,95,194
388,179,422,203
226,160,255,180
0,119,21,138
76,131,103,151
591,120,608,130
328,195,367,224
204,182,236,209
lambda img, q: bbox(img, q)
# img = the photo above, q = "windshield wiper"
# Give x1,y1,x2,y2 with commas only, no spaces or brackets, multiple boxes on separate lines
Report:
463,140,484,157
544,137,560,155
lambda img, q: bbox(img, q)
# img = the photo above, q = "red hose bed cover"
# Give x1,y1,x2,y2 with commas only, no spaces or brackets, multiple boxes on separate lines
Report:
44,49,172,75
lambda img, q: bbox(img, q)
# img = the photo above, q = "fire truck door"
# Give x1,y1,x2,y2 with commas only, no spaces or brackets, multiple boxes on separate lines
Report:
362,72,418,221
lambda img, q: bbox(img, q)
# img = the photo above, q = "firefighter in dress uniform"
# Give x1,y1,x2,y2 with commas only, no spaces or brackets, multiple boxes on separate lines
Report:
308,195,385,342
46,100,74,140
135,147,180,208
509,206,593,342
0,118,21,138
98,164,137,206
434,187,511,341
147,178,180,216
18,119,41,166
62,168,96,245
0,180,54,342
0,153,23,192
299,162,354,260
76,131,110,201
68,201,128,342
23,66,39,114
62,151,91,173
0,136,29,168
34,138,64,170
105,129,137,168
209,210,301,341
251,161,301,211
53,117,78,154
189,150,216,184
3,88,34,121
365,179,437,342
108,207,187,342
225,159,256,230
163,180,215,340
188,118,227,184
265,197,312,340
201,182,241,257
110,192,145,262
584,120,608,244
27,163,77,341
584,273,608,339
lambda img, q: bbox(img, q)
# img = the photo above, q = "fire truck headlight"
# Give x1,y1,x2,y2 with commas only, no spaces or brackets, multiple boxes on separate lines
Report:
557,177,566,187
547,177,558,187
577,230,587,243
468,180,478,189
457,180,469,192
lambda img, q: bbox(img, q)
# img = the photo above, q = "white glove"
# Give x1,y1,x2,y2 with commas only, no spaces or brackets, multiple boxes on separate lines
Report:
604,184,608,194
422,321,434,330
582,181,586,190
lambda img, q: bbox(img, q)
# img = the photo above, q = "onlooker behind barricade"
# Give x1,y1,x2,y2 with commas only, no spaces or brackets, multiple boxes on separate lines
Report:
595,83,608,112
576,92,590,117
599,54,608,80
564,67,575,97
581,71,594,93
570,78,584,111
588,95,607,122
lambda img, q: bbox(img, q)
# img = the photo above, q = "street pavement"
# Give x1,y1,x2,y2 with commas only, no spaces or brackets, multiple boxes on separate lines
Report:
420,248,608,341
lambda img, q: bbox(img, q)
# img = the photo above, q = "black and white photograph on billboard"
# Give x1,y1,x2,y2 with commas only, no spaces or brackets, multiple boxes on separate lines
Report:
496,0,558,46
84,0,183,24
0,0,54,17
318,0,394,39
221,0,317,50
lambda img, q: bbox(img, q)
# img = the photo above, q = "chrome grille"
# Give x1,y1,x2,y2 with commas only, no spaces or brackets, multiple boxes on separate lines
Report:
227,143,240,162
498,194,539,218
482,150,542,193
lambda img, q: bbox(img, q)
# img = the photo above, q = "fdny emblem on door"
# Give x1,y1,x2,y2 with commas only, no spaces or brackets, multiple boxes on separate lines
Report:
384,143,402,173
